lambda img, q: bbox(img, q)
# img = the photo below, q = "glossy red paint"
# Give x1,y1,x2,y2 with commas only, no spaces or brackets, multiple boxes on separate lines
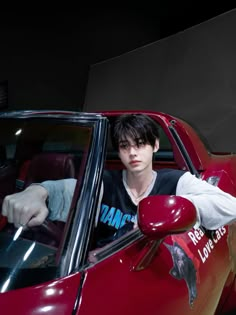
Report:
215,271,236,313
79,225,231,315
138,195,197,239
0,273,82,315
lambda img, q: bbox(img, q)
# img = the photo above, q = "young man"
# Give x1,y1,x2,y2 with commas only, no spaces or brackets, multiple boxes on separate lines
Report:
2,114,236,247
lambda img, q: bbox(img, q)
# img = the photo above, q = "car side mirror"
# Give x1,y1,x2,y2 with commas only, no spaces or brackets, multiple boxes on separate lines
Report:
138,195,197,239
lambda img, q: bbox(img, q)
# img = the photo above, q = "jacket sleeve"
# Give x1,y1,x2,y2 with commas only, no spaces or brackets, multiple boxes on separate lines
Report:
176,172,236,230
40,178,77,222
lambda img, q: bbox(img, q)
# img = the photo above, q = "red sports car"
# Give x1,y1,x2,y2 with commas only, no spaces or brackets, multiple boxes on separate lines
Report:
0,110,235,315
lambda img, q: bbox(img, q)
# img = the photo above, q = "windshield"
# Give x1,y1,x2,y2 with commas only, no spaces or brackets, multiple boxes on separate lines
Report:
0,115,94,293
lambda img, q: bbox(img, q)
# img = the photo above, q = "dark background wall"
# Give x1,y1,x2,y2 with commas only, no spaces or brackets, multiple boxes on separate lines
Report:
0,9,162,110
1,7,236,151
85,8,236,152
0,7,234,111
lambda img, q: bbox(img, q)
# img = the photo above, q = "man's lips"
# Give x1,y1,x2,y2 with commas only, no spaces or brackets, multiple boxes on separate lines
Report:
129,160,141,165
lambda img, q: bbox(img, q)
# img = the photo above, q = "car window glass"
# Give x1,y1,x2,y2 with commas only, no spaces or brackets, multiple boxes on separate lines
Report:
0,117,93,293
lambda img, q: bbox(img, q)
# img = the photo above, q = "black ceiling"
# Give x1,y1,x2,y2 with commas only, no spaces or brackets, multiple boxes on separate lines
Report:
4,6,235,34
1,7,236,63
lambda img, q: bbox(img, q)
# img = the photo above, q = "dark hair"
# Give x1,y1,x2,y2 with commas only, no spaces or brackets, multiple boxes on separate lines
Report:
110,114,159,151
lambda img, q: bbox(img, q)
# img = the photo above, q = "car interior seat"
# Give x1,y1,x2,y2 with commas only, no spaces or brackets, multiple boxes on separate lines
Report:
23,152,76,188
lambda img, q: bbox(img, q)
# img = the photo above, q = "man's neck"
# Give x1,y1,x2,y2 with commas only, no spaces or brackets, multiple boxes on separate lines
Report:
125,168,154,193
123,168,156,205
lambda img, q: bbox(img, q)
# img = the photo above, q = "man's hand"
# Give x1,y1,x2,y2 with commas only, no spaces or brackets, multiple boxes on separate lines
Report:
2,185,49,228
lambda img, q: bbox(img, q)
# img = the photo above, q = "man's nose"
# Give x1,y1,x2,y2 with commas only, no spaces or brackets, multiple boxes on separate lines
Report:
129,145,137,155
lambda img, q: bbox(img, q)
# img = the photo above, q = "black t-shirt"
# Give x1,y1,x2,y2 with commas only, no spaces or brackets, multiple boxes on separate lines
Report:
96,169,185,247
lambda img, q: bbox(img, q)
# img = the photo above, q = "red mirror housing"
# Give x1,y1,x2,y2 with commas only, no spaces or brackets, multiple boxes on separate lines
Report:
138,195,197,239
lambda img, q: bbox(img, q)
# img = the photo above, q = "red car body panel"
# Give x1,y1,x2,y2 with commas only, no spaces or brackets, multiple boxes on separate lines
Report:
79,227,230,315
0,273,82,314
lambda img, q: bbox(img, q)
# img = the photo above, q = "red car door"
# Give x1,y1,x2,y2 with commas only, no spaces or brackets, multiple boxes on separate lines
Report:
77,225,231,315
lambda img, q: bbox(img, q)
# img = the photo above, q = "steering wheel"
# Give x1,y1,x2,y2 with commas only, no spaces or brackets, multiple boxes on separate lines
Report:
22,220,64,247
0,211,64,246
41,220,63,244
0,214,7,231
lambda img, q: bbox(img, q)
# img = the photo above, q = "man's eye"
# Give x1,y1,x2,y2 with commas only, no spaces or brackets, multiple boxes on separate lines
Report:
137,140,145,146
119,143,128,150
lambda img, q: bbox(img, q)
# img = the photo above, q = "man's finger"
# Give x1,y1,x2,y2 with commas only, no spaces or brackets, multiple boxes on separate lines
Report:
27,207,49,227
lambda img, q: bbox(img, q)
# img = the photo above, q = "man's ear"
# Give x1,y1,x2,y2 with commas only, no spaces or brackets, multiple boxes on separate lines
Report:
153,139,159,153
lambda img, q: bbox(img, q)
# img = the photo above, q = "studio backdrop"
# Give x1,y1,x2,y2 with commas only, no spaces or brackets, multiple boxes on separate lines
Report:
85,9,236,153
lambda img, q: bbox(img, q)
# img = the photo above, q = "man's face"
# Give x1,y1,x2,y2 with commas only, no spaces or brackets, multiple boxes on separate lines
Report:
118,137,159,173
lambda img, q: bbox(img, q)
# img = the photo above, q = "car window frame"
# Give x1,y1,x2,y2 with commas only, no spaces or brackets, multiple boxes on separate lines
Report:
58,115,109,276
